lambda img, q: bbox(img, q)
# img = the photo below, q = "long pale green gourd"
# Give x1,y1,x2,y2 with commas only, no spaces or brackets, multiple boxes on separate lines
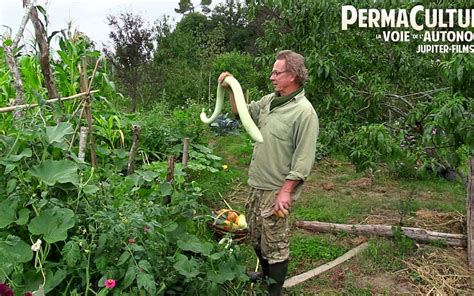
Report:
200,76,264,143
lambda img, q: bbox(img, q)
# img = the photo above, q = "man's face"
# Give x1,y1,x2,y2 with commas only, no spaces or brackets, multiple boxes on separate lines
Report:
270,59,295,95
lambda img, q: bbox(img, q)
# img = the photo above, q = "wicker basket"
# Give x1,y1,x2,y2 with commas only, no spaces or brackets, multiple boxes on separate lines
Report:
208,222,248,243
208,209,248,243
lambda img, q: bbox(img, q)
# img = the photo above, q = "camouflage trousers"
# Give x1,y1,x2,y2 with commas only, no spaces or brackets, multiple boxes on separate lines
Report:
245,187,290,264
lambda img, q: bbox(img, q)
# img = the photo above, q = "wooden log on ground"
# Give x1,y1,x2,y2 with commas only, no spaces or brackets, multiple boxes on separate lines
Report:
283,242,368,288
467,157,474,269
294,221,466,247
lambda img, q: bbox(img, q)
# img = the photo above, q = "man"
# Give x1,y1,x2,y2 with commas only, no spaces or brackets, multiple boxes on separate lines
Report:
219,50,318,295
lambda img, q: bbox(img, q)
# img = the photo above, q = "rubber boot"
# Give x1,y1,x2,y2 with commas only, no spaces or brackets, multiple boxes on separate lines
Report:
247,248,269,282
267,260,288,296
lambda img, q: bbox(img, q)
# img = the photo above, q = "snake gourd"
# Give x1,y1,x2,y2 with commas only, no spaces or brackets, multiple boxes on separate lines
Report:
200,76,264,143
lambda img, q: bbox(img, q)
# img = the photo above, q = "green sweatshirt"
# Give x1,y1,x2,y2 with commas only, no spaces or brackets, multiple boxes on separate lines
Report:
247,89,319,200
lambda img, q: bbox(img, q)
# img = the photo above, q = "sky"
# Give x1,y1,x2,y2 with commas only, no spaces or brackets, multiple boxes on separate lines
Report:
0,0,209,49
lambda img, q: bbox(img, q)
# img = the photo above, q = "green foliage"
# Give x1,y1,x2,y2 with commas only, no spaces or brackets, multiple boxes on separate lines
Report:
212,51,262,93
138,101,210,160
247,0,474,179
348,124,401,172
0,34,247,295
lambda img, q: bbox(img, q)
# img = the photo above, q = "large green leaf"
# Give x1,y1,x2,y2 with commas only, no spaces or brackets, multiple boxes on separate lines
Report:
137,273,156,295
206,260,236,284
177,235,213,256
5,148,32,162
0,199,17,228
46,122,73,144
28,208,75,243
173,254,200,278
44,268,67,293
29,160,79,186
62,240,81,267
0,235,33,275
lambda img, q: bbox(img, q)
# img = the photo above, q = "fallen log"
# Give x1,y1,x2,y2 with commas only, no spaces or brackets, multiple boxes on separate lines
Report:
294,221,466,247
284,242,368,288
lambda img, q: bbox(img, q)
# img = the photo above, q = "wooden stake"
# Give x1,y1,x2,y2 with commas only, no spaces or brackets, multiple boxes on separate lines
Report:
164,156,175,205
182,137,190,167
295,221,467,247
127,125,141,176
467,157,474,269
283,242,368,288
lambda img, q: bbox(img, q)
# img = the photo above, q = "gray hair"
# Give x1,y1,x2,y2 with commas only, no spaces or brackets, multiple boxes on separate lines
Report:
276,50,308,85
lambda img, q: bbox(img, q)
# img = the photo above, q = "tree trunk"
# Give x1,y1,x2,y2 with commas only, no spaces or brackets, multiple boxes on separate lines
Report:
294,221,467,247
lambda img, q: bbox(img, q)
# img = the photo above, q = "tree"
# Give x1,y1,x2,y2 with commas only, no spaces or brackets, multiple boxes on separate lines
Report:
175,0,212,15
104,12,154,112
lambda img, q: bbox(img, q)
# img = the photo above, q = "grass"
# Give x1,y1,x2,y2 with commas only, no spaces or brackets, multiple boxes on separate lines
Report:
201,133,471,294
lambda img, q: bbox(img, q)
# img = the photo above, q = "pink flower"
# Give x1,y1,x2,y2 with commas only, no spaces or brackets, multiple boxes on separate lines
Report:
0,283,14,296
104,279,116,289
24,292,33,296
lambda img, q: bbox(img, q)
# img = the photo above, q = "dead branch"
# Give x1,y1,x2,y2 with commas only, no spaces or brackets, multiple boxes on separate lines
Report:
386,93,415,109
12,1,34,48
0,90,98,113
384,103,409,118
3,46,25,118
28,1,59,102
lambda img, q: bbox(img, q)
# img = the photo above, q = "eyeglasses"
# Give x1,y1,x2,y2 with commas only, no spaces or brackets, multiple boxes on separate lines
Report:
270,70,289,76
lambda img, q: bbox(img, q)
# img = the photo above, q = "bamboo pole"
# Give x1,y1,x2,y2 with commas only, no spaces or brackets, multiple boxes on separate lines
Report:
0,91,99,113
295,221,467,247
